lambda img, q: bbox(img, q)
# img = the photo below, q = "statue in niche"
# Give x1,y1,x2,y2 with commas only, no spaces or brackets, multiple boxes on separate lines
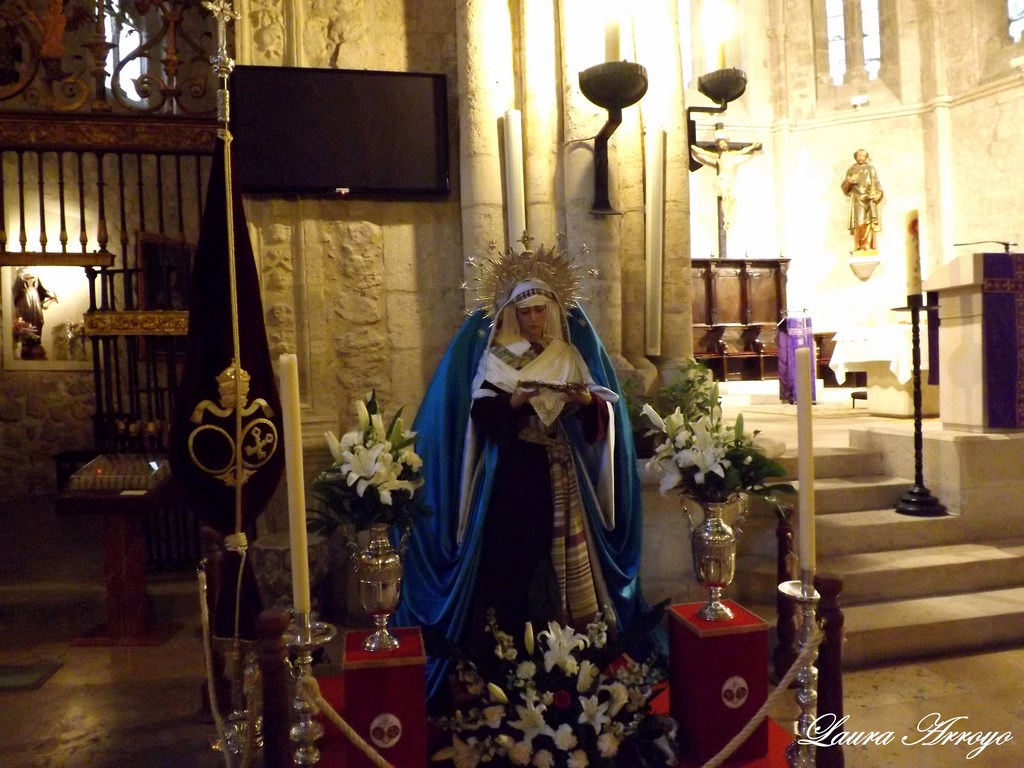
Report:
841,148,884,253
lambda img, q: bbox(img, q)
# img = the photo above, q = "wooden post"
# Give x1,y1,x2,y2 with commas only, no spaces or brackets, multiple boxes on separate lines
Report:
257,608,293,768
814,573,846,768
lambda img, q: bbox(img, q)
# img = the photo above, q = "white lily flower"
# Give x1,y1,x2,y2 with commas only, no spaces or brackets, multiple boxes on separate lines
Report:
538,621,588,674
325,431,344,464
524,621,534,655
657,463,683,495
355,398,370,432
577,694,611,734
640,403,665,432
487,682,508,704
343,443,387,493
664,407,687,437
602,681,630,717
369,412,388,443
509,699,552,746
389,415,405,443
576,660,599,692
340,429,361,452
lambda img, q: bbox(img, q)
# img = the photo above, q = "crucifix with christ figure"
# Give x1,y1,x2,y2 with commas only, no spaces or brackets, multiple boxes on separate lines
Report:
691,124,762,259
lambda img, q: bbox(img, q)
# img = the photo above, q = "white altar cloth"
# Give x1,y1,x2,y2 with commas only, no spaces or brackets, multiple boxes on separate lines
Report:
830,324,929,385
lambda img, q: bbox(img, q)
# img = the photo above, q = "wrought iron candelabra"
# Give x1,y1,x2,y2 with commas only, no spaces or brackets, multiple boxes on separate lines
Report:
894,293,946,517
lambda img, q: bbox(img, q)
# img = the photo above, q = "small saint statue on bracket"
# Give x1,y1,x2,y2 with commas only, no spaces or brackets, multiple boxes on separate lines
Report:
841,148,884,253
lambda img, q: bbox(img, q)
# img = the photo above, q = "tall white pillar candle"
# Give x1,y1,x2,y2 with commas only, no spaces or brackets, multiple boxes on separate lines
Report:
279,353,311,614
795,346,816,574
905,209,922,297
605,19,620,62
502,109,527,251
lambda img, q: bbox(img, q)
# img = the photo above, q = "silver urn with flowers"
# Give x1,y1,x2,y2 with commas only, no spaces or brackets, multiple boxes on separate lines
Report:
307,391,428,650
641,398,792,621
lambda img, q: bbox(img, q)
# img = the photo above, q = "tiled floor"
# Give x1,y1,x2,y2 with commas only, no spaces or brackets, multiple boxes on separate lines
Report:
2,394,1023,767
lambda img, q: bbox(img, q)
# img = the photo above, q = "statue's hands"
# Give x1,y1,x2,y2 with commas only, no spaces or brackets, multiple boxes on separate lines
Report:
511,384,540,409
569,387,593,406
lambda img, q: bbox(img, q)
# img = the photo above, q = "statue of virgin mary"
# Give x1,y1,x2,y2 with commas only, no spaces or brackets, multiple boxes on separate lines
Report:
395,239,645,703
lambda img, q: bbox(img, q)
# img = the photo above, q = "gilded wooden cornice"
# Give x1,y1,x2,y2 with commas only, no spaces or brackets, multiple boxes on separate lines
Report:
84,310,189,337
0,251,115,268
0,112,218,154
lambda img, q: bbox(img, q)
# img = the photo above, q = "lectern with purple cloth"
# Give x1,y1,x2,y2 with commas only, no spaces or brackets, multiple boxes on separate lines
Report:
925,251,1024,431
777,315,815,404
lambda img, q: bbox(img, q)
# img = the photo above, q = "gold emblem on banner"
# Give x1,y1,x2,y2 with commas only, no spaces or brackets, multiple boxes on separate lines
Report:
186,361,278,486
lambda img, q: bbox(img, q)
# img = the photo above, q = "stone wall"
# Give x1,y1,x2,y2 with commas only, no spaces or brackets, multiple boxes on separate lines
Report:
0,370,94,499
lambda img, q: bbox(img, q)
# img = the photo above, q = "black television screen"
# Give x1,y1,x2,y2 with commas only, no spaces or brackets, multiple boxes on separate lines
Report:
229,65,450,198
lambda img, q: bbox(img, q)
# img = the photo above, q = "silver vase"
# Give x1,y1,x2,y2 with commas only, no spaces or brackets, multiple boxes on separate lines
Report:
691,500,736,621
356,522,403,651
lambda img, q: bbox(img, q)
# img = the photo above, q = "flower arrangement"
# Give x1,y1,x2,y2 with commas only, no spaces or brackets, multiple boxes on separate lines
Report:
12,318,40,346
432,611,675,768
623,360,718,459
308,391,428,535
641,395,793,513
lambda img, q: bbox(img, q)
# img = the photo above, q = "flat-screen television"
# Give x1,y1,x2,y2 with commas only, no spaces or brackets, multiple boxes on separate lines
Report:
229,65,450,198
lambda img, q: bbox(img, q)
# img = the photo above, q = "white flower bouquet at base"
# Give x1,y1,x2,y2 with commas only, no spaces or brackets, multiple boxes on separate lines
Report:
432,610,677,768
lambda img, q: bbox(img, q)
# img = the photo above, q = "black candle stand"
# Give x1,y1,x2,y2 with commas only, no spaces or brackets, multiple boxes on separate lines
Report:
893,294,947,517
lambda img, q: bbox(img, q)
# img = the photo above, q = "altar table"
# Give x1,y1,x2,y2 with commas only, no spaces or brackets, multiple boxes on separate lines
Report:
829,324,937,416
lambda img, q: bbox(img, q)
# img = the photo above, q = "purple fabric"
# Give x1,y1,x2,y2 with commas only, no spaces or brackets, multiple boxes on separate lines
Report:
926,291,940,387
777,316,815,403
982,253,1024,429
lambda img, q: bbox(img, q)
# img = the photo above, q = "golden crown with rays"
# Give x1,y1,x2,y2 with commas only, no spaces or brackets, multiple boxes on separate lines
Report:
473,234,586,317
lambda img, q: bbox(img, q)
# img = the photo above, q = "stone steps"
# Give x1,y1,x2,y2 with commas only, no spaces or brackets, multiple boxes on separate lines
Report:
741,539,1024,606
816,508,967,555
774,474,913,515
841,587,1024,667
738,440,1024,669
777,446,885,479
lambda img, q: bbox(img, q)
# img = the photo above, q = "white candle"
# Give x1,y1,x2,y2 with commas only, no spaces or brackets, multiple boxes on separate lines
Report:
905,209,922,297
795,346,816,575
279,353,311,614
605,19,620,62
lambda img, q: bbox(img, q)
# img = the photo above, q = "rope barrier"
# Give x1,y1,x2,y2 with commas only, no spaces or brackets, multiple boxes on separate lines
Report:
699,624,824,768
294,674,396,768
199,565,260,768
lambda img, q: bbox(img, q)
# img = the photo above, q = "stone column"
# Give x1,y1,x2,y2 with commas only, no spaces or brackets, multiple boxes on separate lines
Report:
638,0,694,371
556,0,626,365
457,0,515,305
520,0,561,243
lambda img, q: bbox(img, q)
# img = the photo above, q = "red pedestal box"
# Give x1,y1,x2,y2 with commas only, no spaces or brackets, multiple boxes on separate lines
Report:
340,627,427,768
669,602,769,765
